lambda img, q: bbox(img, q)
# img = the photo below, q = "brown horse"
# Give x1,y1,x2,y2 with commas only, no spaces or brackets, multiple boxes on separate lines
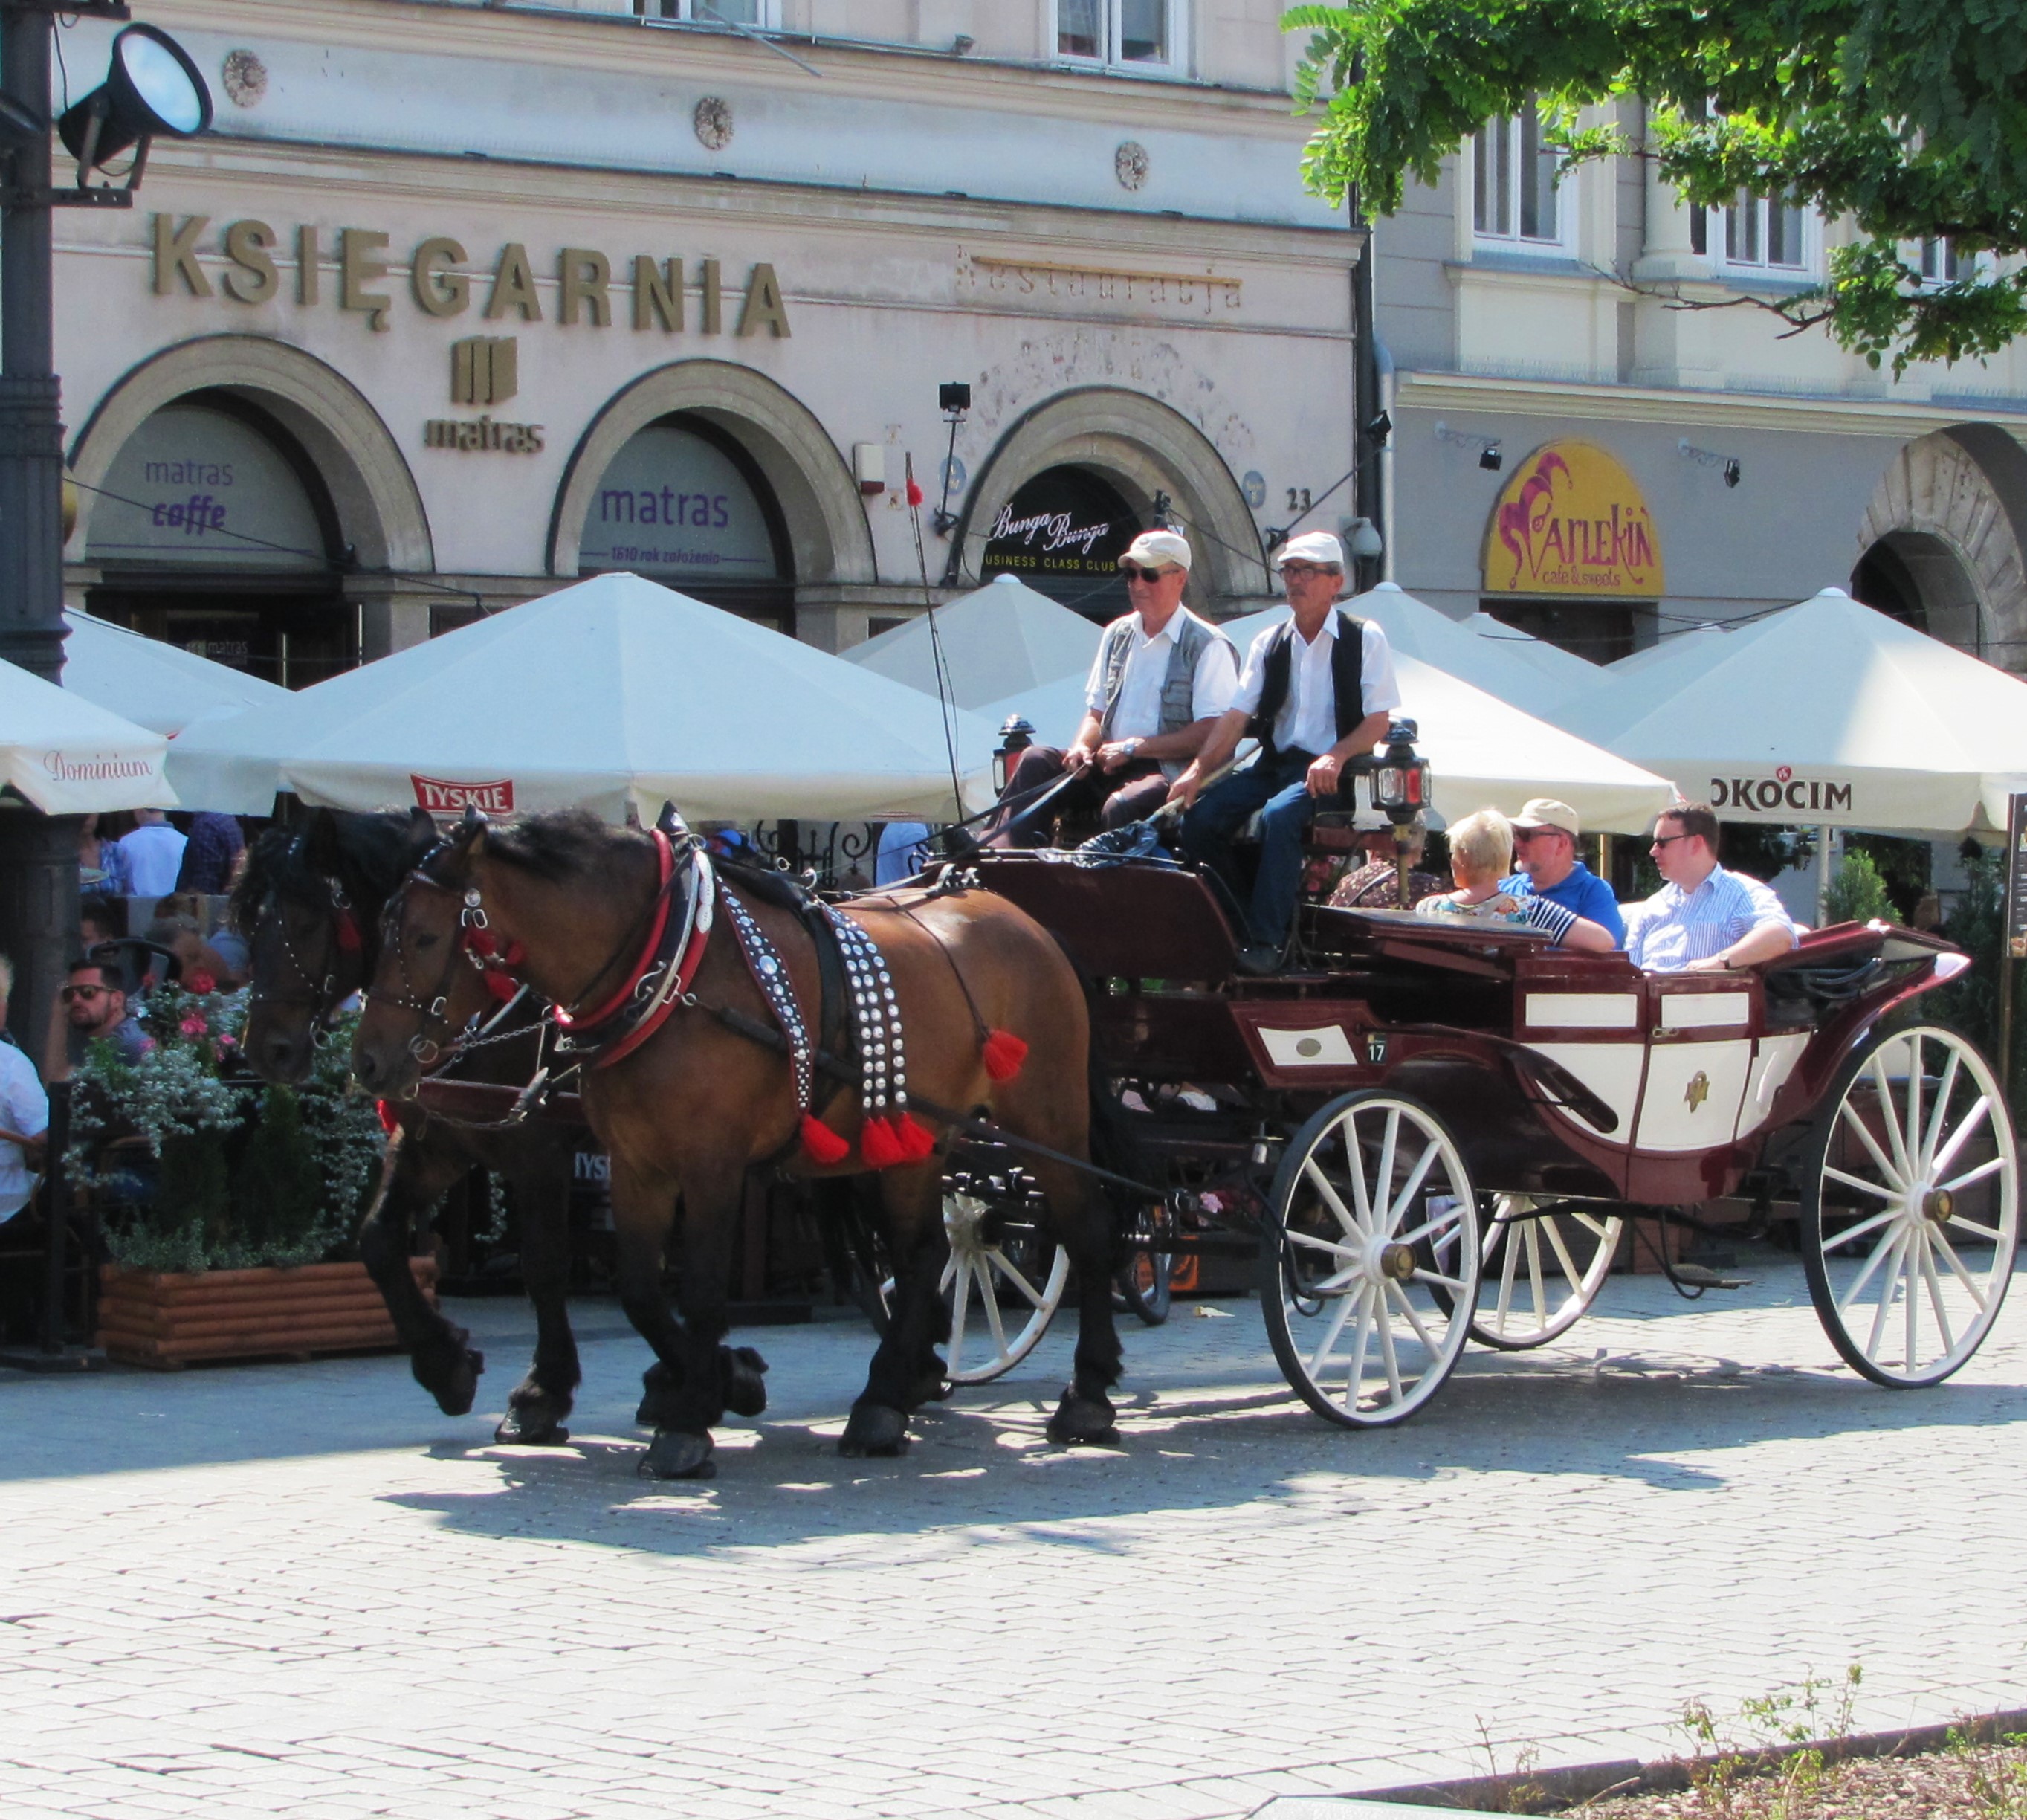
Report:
233,809,586,1443
350,809,1122,1479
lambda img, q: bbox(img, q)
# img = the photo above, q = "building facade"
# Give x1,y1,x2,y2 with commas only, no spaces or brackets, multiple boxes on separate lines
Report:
56,0,1354,686
1373,100,2027,670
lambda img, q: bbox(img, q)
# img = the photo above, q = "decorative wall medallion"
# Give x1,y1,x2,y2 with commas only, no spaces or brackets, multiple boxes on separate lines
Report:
1114,141,1149,190
220,50,268,108
694,97,734,152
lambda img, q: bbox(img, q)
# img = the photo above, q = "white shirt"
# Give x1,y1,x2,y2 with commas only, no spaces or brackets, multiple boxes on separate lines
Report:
1084,610,1239,740
116,822,188,899
0,1039,49,1222
1230,613,1402,757
1625,864,1797,972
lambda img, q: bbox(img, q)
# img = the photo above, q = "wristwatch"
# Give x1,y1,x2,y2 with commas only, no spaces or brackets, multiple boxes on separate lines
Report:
1124,737,1144,758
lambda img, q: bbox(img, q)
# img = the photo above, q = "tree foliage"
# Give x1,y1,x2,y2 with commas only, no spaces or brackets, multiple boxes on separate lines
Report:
1283,0,2027,372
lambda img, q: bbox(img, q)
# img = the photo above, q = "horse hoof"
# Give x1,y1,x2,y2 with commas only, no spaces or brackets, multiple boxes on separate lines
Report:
838,1401,909,1458
722,1345,769,1419
637,1360,679,1428
418,1342,485,1418
904,1369,951,1410
639,1430,716,1480
495,1406,570,1447
1047,1390,1119,1447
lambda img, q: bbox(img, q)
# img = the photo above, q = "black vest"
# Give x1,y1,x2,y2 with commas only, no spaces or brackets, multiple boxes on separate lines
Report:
1247,612,1368,758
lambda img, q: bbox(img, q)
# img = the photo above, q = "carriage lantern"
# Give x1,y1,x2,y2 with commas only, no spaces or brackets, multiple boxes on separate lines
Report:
1370,719,1429,822
993,715,1036,793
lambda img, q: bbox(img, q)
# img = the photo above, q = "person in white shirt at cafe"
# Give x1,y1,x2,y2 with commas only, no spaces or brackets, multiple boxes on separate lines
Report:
991,529,1238,845
1625,801,1799,972
0,957,50,1227
114,808,187,901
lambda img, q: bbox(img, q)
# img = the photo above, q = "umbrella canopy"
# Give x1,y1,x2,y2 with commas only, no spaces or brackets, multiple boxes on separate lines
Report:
841,572,1102,711
169,572,998,822
1221,583,1596,717
976,646,1675,834
0,659,175,813
60,609,290,738
1559,587,2027,833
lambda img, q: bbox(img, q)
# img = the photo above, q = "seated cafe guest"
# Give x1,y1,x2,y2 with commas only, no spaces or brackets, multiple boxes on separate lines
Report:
59,955,149,1072
0,956,50,1227
1624,801,1799,972
114,808,187,900
1328,813,1446,910
1501,798,1626,945
1416,809,1617,952
993,530,1238,845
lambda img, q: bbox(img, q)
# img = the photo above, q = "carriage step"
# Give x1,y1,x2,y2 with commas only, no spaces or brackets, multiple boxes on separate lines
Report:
1668,1262,1753,1290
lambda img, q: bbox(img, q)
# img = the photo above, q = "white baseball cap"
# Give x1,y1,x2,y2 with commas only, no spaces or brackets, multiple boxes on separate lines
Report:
1512,797,1580,837
1271,530,1345,570
1119,529,1192,572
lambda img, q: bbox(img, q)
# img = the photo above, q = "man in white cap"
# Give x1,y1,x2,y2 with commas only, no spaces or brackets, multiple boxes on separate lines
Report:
992,529,1238,844
1503,798,1626,945
1171,531,1401,971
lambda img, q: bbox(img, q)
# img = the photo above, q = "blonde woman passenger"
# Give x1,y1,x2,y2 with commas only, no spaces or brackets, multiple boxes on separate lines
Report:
1417,809,1617,952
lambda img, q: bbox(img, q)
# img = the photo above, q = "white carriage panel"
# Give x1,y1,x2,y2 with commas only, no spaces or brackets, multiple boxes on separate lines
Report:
1659,992,1753,1030
1523,1041,1645,1139
1524,993,1640,1030
1258,1025,1360,1068
1635,1040,1754,1151
1735,1033,1810,1141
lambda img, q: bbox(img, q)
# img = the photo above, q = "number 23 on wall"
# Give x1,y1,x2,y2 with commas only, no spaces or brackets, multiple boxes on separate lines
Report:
1285,488,1312,513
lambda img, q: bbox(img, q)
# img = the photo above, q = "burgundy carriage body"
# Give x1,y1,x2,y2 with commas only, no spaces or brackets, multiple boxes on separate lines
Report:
972,854,1969,1205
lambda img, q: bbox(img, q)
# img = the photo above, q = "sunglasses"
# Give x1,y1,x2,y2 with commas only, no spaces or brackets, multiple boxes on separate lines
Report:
1650,832,1693,849
60,984,109,1002
1121,564,1179,584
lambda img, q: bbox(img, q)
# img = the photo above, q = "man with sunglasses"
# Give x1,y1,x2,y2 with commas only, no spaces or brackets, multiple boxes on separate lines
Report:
59,955,149,1071
1625,801,1797,972
1171,530,1400,972
992,529,1238,844
1504,798,1625,945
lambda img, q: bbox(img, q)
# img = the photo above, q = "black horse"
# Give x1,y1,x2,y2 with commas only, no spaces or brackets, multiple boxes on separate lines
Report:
233,808,595,1442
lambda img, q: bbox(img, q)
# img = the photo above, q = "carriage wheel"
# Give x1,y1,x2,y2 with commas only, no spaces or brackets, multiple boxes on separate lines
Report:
1114,1205,1175,1327
881,1193,1070,1386
1469,1196,1623,1349
1261,1090,1481,1428
1801,1024,2019,1388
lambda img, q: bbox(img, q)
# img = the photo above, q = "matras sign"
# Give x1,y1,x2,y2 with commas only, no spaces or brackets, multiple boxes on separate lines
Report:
413,774,514,814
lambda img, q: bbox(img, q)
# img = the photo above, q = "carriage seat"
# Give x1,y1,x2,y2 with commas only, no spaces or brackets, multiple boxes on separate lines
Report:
971,852,1242,982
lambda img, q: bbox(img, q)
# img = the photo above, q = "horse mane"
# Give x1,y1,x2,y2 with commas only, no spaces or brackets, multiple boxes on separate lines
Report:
229,811,429,935
485,808,652,881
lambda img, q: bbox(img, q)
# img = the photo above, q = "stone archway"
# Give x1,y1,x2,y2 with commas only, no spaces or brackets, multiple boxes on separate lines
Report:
67,335,433,572
954,387,1267,614
1855,426,2027,667
549,360,873,586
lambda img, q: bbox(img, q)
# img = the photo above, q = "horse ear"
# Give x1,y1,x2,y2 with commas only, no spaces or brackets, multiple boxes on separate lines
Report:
656,801,690,839
403,806,438,853
454,804,488,848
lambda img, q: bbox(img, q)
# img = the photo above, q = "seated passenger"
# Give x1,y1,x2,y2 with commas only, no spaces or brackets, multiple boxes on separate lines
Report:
1416,809,1617,952
1501,798,1626,944
1328,814,1446,909
1624,801,1799,972
992,530,1238,846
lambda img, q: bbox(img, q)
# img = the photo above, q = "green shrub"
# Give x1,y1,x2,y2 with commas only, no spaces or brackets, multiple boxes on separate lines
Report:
1825,849,1898,927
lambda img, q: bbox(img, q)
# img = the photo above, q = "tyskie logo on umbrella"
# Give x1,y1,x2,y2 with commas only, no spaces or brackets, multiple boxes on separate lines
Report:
412,775,514,814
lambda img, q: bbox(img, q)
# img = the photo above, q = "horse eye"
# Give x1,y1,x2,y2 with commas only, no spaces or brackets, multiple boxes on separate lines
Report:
414,932,439,950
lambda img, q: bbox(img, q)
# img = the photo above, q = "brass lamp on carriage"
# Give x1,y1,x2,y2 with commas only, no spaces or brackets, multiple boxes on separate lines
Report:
1368,719,1431,903
992,715,1036,794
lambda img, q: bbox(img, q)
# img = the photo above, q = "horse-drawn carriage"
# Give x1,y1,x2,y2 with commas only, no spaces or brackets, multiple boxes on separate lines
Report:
925,851,2020,1425
242,796,2020,1476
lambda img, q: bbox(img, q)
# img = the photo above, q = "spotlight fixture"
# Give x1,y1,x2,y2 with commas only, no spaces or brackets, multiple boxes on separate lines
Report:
1364,410,1393,446
1680,439,1744,489
57,25,213,189
1723,457,1742,488
938,381,972,416
1437,421,1504,471
1478,445,1504,473
933,381,972,535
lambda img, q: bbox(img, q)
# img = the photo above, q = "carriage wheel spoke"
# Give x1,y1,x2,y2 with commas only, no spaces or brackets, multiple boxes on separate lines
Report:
1861,1233,1907,1357
1840,1099,1907,1191
1305,1158,1365,1239
1523,1224,1548,1325
1573,1212,1617,1242
1929,1095,1994,1180
1924,1224,1991,1314
1373,1291,1405,1405
1373,1109,1401,1234
984,1247,1048,1309
1918,1233,1958,1357
1386,1279,1438,1355
1939,1155,2007,1195
1940,1216,2005,1245
1287,1228,1361,1263
1838,1225,1906,1317
1905,1036,1926,1185
1338,1288,1377,1413
1331,1109,1374,1229
1397,1201,1465,1248
1920,1051,1962,1170
1823,1166,1900,1203
1820,1205,1898,1253
1493,1222,1522,1330
1384,1141,1442,1233
1869,1053,1917,1185
1411,1268,1469,1293
947,1248,975,1378
1310,1280,1360,1378
977,1260,1012,1360
1903,1231,1921,1368
1540,1218,1585,1291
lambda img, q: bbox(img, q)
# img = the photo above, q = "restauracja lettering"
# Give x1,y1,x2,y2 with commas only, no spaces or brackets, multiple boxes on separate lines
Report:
152,216,792,339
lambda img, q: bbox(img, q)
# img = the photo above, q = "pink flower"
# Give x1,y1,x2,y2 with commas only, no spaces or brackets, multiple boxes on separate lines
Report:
216,1032,236,1049
178,1015,207,1037
187,972,216,995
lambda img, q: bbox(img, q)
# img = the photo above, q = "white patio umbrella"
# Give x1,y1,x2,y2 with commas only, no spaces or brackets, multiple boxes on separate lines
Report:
841,572,1102,711
0,660,175,813
975,649,1675,834
1559,587,2027,833
169,572,998,823
60,609,289,738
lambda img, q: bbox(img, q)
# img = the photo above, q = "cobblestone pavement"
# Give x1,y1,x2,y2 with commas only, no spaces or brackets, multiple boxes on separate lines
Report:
4,1250,2026,1819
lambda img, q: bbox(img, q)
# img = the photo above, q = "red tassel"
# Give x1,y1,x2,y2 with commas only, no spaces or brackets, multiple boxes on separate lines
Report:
801,1113,851,1166
485,969,520,1001
335,911,362,953
981,1027,1028,1082
905,477,925,508
464,926,497,958
375,1099,399,1136
859,1116,906,1169
893,1112,937,1162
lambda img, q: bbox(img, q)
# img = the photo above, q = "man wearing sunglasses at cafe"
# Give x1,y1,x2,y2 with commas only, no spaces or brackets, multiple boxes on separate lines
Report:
991,529,1238,845
1170,530,1402,975
59,953,149,1071
1623,801,1797,972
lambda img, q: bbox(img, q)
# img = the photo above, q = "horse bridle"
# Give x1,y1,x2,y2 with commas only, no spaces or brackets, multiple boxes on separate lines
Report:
247,843,365,1045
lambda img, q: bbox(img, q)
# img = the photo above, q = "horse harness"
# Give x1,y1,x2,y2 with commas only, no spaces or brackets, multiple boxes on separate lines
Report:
245,838,367,1037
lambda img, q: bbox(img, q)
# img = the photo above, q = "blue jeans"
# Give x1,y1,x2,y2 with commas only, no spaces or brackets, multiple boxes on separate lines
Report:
1179,750,1321,945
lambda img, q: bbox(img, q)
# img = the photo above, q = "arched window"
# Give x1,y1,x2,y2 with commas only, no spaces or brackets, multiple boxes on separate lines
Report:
981,465,1138,622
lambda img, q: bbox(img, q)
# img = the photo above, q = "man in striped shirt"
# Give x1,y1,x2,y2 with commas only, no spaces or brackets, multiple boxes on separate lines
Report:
1624,801,1800,972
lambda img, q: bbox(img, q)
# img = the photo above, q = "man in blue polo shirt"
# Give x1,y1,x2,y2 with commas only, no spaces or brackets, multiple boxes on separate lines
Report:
1503,798,1626,946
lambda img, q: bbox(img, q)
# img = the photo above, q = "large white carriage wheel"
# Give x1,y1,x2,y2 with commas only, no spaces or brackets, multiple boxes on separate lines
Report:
1470,1195,1624,1350
1800,1024,2020,1388
882,1193,1070,1386
1261,1090,1481,1428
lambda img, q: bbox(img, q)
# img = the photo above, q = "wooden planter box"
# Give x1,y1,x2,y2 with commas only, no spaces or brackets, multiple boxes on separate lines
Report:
97,1258,438,1369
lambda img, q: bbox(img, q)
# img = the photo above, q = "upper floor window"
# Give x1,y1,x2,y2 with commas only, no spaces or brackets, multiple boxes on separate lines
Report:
1055,0,1183,70
1916,237,1960,284
1472,99,1568,248
636,0,771,23
1693,192,1811,274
